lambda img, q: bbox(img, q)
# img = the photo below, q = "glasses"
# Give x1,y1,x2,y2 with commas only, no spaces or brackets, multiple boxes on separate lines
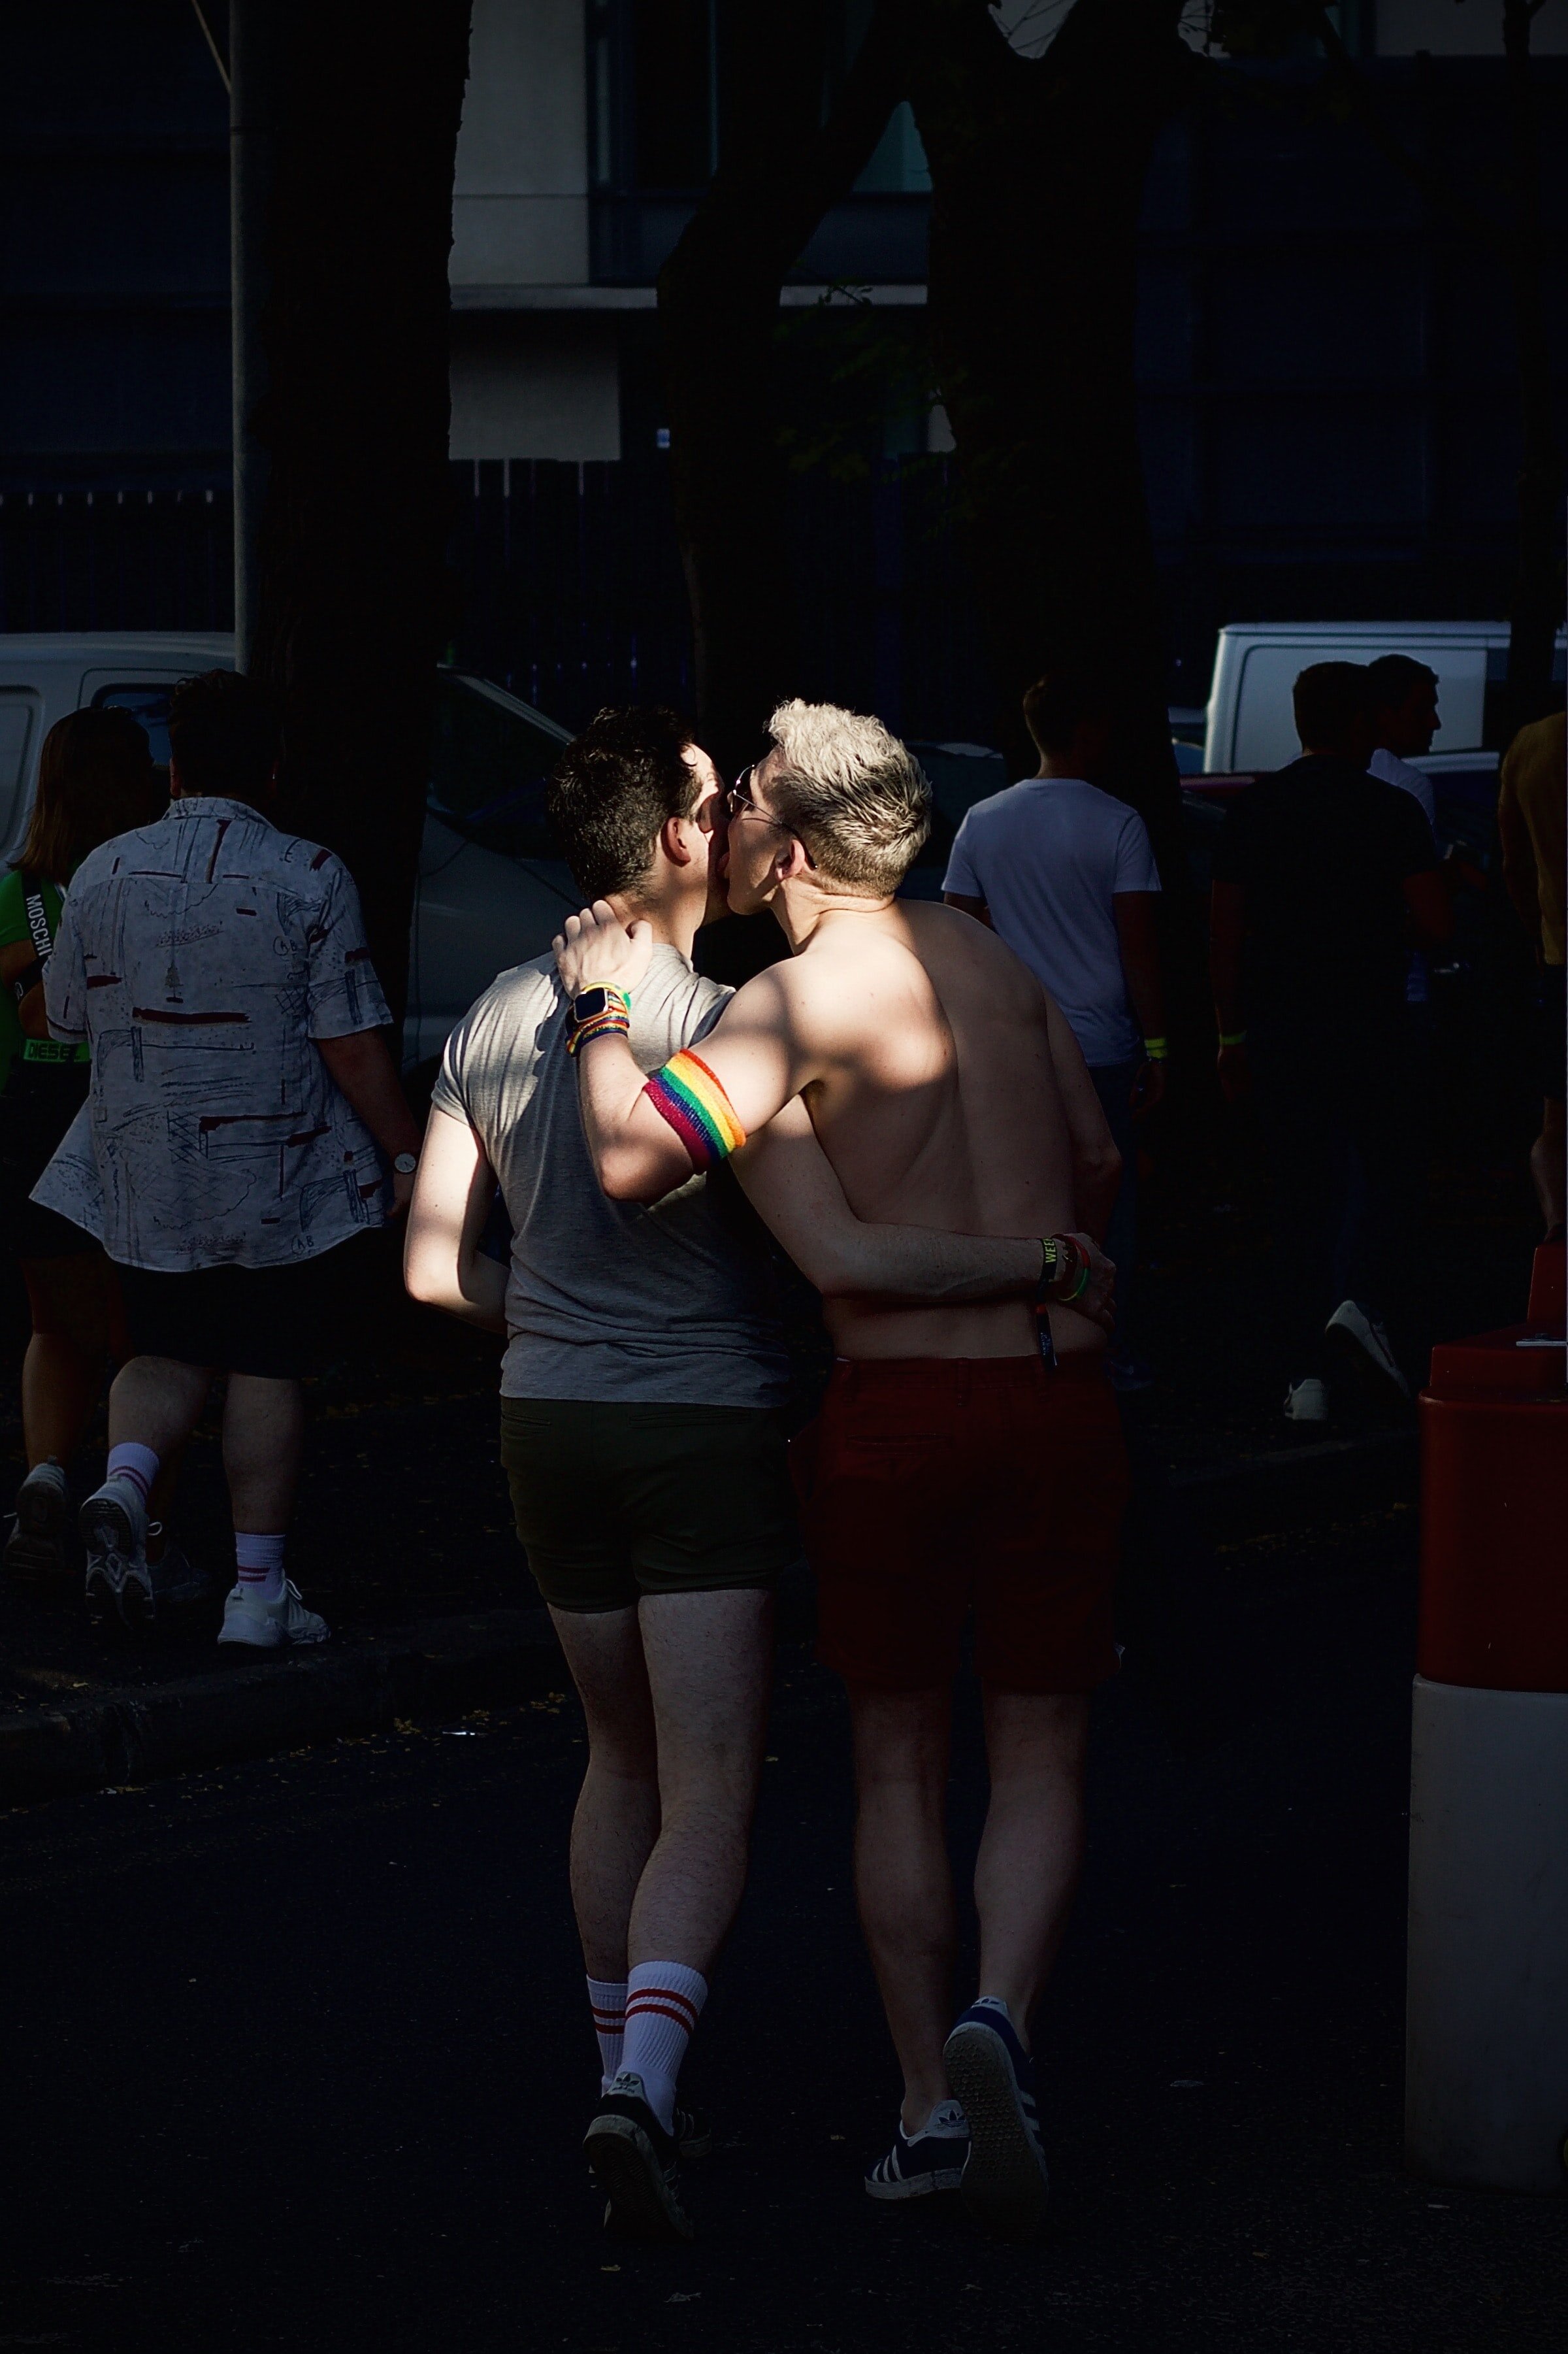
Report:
724,766,792,833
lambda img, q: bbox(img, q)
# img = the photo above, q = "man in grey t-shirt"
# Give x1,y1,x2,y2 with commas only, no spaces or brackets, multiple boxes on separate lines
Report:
406,706,1050,2240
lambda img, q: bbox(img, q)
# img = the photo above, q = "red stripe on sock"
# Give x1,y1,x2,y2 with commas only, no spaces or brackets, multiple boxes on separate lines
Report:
625,1995,698,2031
627,1984,699,2016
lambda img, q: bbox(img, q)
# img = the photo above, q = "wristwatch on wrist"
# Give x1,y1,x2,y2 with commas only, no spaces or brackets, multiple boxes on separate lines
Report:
393,1153,418,1176
570,987,622,1027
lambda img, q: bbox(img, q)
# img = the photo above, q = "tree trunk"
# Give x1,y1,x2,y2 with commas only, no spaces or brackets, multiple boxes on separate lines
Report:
908,0,1190,887
1501,0,1564,746
247,1,472,1031
658,3,906,776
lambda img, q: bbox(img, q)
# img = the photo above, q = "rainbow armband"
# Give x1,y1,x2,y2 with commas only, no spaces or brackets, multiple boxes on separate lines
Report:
644,1050,746,1172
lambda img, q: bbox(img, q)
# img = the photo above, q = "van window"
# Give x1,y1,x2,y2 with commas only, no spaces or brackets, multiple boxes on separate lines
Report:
1232,644,1488,772
0,690,40,847
90,682,176,765
427,674,568,861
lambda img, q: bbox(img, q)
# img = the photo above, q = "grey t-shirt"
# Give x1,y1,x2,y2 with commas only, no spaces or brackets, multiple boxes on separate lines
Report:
431,945,789,1407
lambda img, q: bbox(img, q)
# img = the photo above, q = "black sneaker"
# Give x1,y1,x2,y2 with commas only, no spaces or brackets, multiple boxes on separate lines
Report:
673,2102,711,2161
865,2098,970,2201
583,2070,693,2242
943,2000,1049,2242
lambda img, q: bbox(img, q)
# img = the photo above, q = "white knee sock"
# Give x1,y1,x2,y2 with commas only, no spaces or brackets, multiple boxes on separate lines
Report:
620,1962,707,2133
587,1976,627,2091
235,1530,287,1603
106,1442,159,1510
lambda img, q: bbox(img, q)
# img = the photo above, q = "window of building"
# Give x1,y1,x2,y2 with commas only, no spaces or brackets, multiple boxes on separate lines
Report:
597,0,932,195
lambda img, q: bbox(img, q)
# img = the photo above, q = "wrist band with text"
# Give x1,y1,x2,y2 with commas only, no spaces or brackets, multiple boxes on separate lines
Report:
1037,1232,1092,1306
644,1050,746,1171
1142,1036,1168,1061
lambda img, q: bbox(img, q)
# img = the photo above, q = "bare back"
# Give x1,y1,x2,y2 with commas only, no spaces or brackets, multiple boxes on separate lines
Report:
775,900,1098,1361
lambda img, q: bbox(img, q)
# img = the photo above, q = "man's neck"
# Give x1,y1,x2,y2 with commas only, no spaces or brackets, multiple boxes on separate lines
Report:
610,891,696,960
1033,757,1092,783
770,876,894,953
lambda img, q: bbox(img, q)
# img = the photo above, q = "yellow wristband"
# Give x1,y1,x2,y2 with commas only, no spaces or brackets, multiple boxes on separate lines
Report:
1219,1031,1247,1048
1142,1037,1168,1061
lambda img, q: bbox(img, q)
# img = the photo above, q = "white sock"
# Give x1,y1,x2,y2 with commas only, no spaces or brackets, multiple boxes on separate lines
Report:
621,1962,707,2133
235,1531,287,1603
106,1442,159,1509
587,1976,627,2091
904,2095,969,2140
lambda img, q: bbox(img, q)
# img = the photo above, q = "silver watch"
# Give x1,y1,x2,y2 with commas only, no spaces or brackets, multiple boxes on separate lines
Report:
393,1153,418,1176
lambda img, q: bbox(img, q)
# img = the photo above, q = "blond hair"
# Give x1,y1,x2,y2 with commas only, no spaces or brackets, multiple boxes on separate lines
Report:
764,699,930,895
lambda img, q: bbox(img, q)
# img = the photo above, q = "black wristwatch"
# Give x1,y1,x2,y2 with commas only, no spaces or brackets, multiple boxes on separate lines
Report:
570,987,621,1027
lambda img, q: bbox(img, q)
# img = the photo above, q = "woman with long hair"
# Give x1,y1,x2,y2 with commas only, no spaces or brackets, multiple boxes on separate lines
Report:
1,706,163,1582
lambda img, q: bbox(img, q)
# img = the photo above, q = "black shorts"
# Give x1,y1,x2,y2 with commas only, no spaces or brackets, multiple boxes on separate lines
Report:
113,1243,353,1380
1537,965,1565,1104
499,1395,800,1613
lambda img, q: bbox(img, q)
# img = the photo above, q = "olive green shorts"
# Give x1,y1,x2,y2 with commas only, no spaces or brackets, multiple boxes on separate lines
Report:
498,1396,800,1614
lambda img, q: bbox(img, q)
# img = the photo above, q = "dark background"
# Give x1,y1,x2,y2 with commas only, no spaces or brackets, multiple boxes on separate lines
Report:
4,3,1567,736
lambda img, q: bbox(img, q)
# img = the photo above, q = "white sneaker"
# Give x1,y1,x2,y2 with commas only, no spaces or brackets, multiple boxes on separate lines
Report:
1284,1377,1330,1423
218,1578,331,1650
6,1459,71,1583
1324,1300,1411,1399
79,1475,151,1630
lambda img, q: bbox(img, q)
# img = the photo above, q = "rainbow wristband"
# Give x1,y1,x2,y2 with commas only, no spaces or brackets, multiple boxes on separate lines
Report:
644,1050,747,1171
566,989,632,1057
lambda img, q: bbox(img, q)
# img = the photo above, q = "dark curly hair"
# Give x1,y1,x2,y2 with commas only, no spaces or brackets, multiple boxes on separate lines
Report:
545,706,698,902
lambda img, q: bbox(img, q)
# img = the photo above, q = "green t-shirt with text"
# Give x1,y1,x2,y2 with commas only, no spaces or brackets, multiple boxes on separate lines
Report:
0,867,67,1090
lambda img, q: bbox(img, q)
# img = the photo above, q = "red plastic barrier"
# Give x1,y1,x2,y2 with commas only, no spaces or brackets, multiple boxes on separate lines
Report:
1418,1252,1568,1693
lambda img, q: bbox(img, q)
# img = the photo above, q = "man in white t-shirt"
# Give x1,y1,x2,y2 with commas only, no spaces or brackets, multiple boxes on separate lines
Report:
942,671,1165,1378
1367,655,1441,1012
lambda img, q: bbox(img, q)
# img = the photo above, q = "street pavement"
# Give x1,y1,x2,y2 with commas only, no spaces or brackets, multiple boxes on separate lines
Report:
4,1505,1564,2354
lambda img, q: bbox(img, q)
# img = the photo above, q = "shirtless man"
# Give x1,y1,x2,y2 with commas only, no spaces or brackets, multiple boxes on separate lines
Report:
554,699,1126,2242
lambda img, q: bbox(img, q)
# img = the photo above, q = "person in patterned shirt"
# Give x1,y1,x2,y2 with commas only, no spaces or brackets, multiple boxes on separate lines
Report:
34,670,421,1641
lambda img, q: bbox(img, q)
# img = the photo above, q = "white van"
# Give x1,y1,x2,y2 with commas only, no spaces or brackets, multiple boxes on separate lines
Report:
1201,620,1566,778
0,633,580,1070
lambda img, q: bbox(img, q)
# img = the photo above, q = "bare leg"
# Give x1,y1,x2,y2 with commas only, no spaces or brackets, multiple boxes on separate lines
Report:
849,1683,955,2132
107,1354,212,1461
221,1374,304,1533
20,1255,114,1467
627,1586,774,1973
973,1690,1089,2043
22,1333,101,1465
549,1605,661,1980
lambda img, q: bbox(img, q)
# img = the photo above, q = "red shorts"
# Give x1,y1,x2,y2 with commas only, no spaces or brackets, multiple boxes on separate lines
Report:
794,1355,1128,1695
